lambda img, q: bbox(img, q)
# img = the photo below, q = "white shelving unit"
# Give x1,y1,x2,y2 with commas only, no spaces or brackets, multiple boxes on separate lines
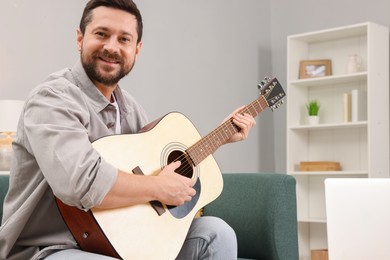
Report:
286,22,389,259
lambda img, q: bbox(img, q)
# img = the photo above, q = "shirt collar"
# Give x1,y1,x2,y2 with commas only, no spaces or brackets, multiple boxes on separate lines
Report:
70,60,127,115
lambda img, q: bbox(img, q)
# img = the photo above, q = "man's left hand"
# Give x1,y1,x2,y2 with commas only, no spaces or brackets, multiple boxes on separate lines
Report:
224,106,256,143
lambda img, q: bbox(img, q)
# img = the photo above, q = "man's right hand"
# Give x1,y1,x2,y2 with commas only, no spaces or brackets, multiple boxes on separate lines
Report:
155,161,197,206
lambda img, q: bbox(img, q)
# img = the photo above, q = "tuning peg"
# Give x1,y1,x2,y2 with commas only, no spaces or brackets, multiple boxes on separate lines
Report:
261,76,272,86
277,100,284,108
258,76,274,91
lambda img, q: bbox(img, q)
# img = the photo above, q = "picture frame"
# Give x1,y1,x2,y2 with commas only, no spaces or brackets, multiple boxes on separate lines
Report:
299,59,332,79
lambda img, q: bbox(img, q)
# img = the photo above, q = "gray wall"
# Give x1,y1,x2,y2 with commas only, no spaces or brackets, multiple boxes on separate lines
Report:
1,1,390,173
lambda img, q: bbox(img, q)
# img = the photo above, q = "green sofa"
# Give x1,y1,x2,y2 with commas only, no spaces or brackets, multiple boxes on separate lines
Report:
0,173,298,260
0,174,9,224
203,173,298,260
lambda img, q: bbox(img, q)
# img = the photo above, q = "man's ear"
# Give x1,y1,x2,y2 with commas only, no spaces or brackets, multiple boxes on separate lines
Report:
134,41,142,62
76,28,83,52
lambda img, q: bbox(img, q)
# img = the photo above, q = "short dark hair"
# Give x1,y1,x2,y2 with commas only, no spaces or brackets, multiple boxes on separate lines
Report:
79,0,143,43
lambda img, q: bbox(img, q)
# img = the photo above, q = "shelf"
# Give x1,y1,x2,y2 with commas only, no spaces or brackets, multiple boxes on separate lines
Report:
289,121,367,130
289,72,367,87
290,22,369,43
290,171,368,176
0,171,10,175
287,22,389,259
298,218,327,224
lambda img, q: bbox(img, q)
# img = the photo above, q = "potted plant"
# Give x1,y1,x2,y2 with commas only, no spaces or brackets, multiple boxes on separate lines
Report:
306,100,320,125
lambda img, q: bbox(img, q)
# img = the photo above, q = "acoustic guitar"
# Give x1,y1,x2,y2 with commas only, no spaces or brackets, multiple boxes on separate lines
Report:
56,77,285,259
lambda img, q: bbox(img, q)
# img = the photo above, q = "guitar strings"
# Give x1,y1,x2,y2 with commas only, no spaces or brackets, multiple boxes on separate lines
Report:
172,113,240,177
166,117,237,178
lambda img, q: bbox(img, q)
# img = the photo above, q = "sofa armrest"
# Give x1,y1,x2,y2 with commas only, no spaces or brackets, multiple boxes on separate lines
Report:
203,173,298,260
0,175,10,224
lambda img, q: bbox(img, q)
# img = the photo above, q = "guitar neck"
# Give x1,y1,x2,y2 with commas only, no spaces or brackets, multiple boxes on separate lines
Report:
187,95,268,166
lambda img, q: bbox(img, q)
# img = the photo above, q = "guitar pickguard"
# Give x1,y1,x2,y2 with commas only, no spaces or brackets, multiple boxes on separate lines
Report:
168,178,201,219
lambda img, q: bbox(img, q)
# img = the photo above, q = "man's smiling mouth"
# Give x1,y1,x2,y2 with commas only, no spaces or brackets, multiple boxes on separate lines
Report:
99,57,120,64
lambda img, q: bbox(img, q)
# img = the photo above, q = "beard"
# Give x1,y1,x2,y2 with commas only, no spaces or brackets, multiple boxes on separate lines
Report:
81,49,134,87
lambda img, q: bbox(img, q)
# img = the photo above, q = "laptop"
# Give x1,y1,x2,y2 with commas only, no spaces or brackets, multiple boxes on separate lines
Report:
325,178,390,260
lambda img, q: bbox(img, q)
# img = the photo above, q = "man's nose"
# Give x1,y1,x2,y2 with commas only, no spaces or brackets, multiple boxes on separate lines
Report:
104,36,120,53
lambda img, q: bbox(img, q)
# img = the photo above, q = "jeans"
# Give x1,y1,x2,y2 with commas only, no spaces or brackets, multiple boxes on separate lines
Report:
45,216,237,260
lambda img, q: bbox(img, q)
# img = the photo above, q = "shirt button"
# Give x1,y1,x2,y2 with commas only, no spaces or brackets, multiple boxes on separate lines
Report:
107,122,115,128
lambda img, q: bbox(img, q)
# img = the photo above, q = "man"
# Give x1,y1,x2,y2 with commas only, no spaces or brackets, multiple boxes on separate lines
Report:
0,0,256,259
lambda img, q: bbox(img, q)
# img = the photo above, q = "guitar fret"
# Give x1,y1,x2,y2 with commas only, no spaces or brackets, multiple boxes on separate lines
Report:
201,138,213,155
189,122,234,165
219,126,228,142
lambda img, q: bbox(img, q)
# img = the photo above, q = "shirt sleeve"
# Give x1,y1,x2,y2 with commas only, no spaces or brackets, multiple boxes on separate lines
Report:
22,82,117,210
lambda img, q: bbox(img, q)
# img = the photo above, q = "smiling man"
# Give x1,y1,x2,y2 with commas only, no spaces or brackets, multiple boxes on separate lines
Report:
0,1,256,259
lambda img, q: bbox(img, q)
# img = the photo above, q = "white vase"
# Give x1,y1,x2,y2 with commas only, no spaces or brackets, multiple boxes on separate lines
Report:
347,54,361,74
308,116,319,125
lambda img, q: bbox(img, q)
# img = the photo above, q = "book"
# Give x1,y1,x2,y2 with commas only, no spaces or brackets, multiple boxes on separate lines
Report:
343,93,351,122
351,89,367,122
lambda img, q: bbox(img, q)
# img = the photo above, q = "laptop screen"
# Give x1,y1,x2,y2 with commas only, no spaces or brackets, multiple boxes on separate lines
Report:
325,178,390,260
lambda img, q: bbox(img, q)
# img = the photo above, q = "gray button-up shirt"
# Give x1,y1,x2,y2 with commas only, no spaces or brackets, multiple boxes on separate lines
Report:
0,60,148,259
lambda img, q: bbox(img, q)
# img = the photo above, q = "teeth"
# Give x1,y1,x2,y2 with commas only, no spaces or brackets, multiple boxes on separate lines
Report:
101,57,118,63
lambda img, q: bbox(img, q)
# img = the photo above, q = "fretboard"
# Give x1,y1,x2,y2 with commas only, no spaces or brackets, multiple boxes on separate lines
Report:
187,95,268,166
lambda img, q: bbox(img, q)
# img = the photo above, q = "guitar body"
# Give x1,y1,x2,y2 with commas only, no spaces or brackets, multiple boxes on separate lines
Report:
90,112,223,259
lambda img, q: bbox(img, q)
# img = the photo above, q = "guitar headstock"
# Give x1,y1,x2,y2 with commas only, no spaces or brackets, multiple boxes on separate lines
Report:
258,77,285,111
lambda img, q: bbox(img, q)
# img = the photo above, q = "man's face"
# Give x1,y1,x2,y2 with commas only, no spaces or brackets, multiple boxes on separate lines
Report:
77,6,142,87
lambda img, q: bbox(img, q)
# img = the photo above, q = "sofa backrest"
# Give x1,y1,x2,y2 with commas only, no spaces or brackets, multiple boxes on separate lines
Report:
0,175,9,223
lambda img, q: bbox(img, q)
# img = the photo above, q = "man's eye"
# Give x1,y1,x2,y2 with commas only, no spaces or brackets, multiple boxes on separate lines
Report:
120,37,131,43
96,32,107,38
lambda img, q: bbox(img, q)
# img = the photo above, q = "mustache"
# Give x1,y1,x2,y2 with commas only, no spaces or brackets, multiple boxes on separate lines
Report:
95,50,123,63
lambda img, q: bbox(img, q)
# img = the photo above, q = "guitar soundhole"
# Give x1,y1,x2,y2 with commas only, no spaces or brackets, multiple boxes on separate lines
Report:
167,150,193,179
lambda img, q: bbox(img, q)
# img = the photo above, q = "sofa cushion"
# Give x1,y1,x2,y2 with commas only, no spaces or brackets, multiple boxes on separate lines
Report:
0,175,9,223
